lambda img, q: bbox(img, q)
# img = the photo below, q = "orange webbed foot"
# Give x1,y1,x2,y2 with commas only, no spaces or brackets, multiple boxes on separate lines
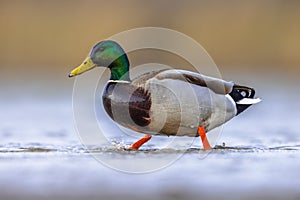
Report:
130,135,152,150
197,126,212,150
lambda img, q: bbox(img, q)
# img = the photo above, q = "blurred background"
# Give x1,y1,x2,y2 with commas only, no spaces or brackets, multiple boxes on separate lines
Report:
1,0,299,100
1,0,300,200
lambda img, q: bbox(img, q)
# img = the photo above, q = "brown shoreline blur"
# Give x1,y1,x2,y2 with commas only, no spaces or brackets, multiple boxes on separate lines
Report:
0,0,299,80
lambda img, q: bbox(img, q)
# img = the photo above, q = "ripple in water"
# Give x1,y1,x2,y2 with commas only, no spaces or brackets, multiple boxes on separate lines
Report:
0,143,300,154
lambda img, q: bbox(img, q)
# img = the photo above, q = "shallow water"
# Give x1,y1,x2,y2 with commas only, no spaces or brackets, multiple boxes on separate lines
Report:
1,84,300,200
1,143,300,200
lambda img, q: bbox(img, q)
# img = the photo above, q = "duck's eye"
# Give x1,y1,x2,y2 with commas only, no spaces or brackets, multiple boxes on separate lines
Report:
97,47,105,52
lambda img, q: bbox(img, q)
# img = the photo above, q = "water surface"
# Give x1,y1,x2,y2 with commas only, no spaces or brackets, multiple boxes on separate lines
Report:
1,86,300,200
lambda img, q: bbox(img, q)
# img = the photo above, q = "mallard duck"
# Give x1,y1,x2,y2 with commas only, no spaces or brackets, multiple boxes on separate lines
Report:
69,40,261,150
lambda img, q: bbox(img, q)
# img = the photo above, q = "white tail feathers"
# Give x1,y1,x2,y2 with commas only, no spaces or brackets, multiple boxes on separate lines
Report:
236,98,261,105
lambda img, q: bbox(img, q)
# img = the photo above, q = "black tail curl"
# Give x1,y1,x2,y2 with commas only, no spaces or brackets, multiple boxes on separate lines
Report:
229,85,256,115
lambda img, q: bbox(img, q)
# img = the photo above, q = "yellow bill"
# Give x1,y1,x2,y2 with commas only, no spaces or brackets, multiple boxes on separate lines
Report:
68,57,96,77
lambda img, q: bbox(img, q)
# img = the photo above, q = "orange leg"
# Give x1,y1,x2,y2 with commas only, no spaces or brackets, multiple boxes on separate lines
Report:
197,126,212,150
130,135,152,150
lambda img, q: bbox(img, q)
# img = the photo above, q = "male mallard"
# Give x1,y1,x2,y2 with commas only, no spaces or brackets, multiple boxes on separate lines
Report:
69,40,261,150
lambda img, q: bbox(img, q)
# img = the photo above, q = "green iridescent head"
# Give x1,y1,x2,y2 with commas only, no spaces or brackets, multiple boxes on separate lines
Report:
69,40,130,81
